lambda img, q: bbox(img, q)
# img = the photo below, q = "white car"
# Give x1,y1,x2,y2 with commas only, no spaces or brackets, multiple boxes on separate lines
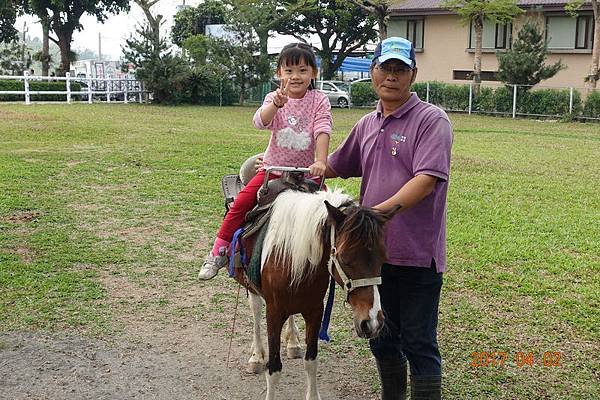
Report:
315,80,350,108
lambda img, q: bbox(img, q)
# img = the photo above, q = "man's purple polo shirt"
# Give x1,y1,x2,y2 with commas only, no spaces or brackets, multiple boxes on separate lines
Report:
329,93,453,272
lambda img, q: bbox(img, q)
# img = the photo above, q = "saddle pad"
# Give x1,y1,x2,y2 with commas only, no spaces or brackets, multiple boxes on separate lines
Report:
247,221,270,289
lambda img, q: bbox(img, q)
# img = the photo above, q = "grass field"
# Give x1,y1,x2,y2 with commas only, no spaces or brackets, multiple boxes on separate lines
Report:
1,104,598,398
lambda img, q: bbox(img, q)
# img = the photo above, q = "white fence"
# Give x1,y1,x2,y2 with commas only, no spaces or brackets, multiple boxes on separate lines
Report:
0,71,147,104
412,81,600,121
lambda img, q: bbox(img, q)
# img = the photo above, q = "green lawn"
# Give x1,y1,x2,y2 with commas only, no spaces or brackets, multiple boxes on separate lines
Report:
0,104,598,398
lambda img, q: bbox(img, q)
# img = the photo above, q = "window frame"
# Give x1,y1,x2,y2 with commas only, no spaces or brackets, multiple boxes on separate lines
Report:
469,21,512,50
575,15,593,50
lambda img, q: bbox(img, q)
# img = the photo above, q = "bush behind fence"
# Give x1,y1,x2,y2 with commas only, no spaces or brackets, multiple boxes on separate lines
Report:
352,80,600,120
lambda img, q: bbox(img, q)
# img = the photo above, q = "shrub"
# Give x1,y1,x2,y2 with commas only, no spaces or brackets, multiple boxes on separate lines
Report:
441,84,470,111
350,82,377,106
583,90,600,118
0,79,82,101
518,88,582,116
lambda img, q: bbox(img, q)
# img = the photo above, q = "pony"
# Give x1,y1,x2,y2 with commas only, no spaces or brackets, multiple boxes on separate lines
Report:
231,188,396,400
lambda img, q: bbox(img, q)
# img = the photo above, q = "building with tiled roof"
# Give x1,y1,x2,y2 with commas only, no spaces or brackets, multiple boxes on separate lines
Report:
386,0,595,88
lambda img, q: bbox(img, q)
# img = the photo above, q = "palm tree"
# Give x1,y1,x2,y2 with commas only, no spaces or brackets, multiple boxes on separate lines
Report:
442,0,522,92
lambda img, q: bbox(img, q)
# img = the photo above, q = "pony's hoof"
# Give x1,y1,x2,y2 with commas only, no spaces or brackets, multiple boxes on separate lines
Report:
287,346,303,359
246,361,265,374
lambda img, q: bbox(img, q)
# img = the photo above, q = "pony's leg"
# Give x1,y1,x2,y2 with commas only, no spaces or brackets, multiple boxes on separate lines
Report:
284,314,302,359
247,292,266,374
265,307,286,400
302,310,323,400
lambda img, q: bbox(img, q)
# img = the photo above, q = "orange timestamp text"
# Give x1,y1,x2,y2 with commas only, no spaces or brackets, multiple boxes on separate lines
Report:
470,351,562,367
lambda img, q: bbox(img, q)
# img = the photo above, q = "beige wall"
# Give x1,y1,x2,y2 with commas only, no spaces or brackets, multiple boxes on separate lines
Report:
390,13,593,90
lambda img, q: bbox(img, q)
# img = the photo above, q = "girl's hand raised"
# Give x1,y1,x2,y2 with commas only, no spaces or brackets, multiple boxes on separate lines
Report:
272,79,288,108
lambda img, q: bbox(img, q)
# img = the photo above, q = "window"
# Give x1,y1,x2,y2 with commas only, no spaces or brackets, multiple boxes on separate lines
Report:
389,19,424,49
453,70,498,81
322,83,335,91
469,21,512,49
576,15,593,49
547,15,594,50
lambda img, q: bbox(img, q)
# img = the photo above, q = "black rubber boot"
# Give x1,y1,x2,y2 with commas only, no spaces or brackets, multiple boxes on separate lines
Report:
375,358,407,400
410,375,442,400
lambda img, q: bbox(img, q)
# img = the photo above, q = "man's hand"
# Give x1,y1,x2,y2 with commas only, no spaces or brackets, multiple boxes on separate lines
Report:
309,160,327,177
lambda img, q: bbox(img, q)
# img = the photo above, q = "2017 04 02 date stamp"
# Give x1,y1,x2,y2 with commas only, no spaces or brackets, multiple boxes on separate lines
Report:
470,351,562,367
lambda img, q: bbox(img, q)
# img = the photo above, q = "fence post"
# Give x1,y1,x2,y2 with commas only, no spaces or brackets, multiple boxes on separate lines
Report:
24,70,31,105
512,84,517,119
87,77,92,104
569,87,573,114
106,75,111,103
124,79,128,104
138,81,143,103
219,78,223,107
426,82,430,103
66,72,71,104
468,82,473,115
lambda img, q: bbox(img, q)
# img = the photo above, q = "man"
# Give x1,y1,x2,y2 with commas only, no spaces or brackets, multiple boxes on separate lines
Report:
326,37,453,400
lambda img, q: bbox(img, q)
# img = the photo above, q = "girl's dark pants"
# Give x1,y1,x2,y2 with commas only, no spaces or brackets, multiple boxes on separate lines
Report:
369,262,443,375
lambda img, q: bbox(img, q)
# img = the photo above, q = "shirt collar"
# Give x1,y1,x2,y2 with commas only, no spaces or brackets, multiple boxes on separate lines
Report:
376,93,420,119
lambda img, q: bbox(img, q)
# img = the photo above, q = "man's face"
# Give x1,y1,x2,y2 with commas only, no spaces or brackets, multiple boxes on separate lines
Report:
371,59,417,103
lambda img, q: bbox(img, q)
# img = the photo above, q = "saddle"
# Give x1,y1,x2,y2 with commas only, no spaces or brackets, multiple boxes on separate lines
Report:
220,155,322,289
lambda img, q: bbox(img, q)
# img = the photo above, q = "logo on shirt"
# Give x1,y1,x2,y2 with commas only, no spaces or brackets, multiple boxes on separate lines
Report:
287,115,298,126
390,133,406,157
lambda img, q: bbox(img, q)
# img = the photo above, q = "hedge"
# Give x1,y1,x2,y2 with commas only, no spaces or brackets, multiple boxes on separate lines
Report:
0,79,82,101
349,82,378,106
350,80,600,119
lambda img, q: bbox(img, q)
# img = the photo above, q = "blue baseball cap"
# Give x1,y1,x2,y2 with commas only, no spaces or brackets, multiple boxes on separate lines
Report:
373,37,416,69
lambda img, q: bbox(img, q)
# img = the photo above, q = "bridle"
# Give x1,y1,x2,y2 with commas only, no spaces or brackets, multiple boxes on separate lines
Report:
326,224,382,299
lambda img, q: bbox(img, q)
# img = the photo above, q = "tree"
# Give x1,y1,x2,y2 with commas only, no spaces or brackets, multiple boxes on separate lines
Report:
0,0,21,43
349,0,392,40
122,0,191,103
171,0,227,47
442,0,522,91
23,0,130,76
566,0,600,90
123,25,190,104
225,0,313,81
496,21,565,89
0,41,26,74
181,20,264,104
276,0,378,79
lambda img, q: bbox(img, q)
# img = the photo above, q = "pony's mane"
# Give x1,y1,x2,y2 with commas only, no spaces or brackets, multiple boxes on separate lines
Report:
261,188,353,286
337,207,387,257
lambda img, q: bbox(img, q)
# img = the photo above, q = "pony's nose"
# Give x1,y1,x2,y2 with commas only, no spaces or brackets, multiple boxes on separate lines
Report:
358,319,381,339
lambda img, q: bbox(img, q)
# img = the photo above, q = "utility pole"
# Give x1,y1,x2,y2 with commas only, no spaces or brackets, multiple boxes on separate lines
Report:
98,32,102,61
21,21,28,72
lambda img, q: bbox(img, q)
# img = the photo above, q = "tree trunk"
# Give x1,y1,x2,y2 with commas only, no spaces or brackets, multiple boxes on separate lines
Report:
57,32,73,76
41,18,50,76
378,19,387,40
587,0,599,90
472,15,483,94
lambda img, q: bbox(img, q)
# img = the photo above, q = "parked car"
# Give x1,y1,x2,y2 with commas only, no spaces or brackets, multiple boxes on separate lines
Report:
315,80,350,108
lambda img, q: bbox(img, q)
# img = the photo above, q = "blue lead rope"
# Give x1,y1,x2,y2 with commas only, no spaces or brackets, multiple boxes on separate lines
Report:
228,227,246,277
319,276,336,342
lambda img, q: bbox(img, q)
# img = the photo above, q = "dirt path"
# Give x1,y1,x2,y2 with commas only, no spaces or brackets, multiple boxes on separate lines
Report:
0,273,379,400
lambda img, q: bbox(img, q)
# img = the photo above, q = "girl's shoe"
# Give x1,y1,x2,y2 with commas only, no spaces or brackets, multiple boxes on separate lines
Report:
198,251,228,280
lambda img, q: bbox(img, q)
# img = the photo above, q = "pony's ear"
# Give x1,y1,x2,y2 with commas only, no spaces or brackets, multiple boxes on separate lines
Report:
374,204,402,224
324,200,346,227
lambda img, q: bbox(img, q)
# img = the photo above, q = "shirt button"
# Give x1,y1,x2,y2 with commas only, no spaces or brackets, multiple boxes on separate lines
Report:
380,129,384,133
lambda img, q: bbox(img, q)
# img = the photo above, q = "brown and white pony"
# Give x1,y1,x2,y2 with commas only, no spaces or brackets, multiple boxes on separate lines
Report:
233,188,395,400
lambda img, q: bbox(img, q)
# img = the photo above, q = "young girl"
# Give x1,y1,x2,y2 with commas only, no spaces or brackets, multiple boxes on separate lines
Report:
199,42,332,280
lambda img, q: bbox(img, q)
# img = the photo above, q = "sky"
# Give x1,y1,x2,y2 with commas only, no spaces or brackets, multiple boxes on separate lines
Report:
17,0,205,60
15,0,314,61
